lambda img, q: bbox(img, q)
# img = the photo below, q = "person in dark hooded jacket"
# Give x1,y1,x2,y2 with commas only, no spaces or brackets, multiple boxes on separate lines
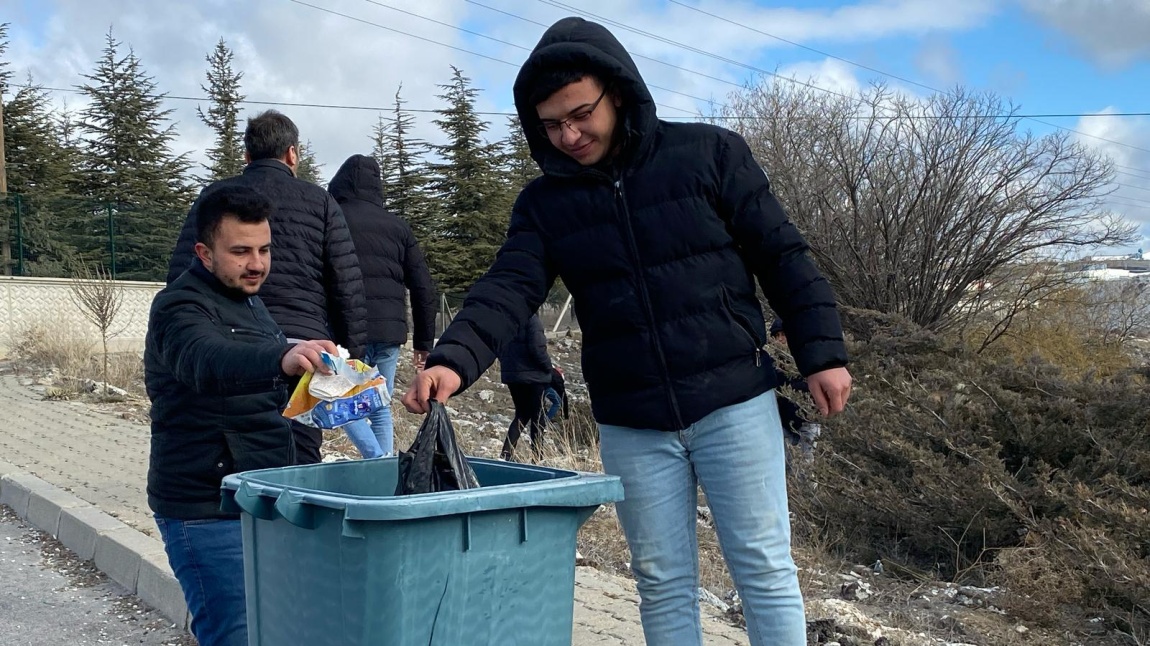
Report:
402,18,852,645
498,314,554,460
166,111,367,465
770,317,821,467
328,154,437,456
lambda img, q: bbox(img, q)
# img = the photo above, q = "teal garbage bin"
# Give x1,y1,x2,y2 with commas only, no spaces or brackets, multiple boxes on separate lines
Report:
220,457,623,646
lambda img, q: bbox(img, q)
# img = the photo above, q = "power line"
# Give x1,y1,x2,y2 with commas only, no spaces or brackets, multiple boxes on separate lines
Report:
19,81,1149,123
667,0,938,94
1109,197,1150,210
1115,183,1150,195
289,0,698,115
18,83,518,115
1116,169,1150,182
647,0,1150,158
358,0,715,109
464,0,745,94
1116,163,1150,176
534,0,857,102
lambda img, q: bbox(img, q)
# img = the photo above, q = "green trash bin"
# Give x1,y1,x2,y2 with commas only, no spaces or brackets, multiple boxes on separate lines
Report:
220,457,623,646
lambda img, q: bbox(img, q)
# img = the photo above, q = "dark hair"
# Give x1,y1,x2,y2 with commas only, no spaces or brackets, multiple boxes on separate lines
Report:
769,317,785,338
244,110,299,161
528,67,614,107
196,185,273,247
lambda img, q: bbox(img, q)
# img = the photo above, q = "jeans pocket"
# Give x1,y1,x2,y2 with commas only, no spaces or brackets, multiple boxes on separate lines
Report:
182,518,226,526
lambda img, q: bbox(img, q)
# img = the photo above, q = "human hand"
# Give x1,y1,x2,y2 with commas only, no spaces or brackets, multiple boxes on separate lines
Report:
402,365,462,414
281,340,340,377
413,350,430,372
806,367,852,417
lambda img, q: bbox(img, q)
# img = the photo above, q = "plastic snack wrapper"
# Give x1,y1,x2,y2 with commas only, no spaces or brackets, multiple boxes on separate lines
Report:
283,347,389,429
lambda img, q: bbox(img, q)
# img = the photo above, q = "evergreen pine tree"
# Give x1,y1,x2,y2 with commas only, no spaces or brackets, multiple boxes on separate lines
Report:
2,79,80,274
75,29,193,280
197,38,245,183
426,67,512,293
370,85,433,238
295,140,324,185
1,23,14,273
0,23,11,98
500,116,539,193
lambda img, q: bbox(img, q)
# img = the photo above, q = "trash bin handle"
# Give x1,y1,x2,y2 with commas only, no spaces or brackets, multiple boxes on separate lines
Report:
230,482,276,520
275,489,320,529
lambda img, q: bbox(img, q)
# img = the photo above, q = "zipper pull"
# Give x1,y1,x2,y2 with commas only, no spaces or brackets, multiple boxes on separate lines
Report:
614,180,621,198
754,347,762,367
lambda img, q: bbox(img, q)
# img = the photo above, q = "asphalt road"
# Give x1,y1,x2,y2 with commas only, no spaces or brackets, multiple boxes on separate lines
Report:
0,505,194,646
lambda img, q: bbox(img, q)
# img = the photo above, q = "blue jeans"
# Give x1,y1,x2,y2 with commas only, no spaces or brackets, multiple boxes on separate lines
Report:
340,342,402,459
599,390,805,646
363,342,400,454
155,516,247,646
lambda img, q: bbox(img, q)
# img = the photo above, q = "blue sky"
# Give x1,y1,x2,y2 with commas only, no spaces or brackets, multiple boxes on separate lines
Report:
4,0,1150,250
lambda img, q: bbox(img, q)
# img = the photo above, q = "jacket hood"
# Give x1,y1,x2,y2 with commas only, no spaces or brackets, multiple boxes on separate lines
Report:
328,154,385,207
513,17,658,177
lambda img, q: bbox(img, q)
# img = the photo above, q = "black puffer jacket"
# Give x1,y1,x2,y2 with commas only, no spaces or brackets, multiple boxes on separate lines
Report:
500,314,553,385
145,263,293,520
166,160,367,358
426,17,847,431
328,155,437,351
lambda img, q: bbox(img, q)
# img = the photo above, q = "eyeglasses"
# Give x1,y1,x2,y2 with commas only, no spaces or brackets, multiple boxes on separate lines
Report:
537,89,608,138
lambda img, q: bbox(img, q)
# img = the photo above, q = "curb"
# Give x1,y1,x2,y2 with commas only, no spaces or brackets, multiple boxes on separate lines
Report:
0,460,190,630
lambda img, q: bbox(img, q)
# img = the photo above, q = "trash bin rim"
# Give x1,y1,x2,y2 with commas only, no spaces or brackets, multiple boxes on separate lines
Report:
220,457,624,522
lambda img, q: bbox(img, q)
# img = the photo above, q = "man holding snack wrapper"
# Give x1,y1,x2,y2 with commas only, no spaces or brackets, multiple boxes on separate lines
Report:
145,185,338,646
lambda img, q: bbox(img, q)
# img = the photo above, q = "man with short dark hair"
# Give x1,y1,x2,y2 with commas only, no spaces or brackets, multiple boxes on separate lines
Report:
167,110,366,464
147,185,336,646
404,17,852,646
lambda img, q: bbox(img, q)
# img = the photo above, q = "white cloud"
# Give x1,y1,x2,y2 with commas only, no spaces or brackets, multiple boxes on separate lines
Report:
1071,109,1150,253
775,58,863,96
1020,0,1150,69
914,37,961,87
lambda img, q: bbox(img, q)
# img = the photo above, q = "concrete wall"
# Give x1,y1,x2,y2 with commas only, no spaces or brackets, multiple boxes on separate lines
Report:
0,276,163,357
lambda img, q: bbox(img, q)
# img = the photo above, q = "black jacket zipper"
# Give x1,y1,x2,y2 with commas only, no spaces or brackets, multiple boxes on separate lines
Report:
720,288,763,367
614,179,686,430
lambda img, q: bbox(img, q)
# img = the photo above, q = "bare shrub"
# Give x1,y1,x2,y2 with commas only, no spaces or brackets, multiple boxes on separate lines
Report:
719,82,1135,332
69,259,128,397
12,323,95,376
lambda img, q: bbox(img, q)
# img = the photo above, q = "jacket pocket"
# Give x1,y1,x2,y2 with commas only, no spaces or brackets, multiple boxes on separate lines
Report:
720,286,764,349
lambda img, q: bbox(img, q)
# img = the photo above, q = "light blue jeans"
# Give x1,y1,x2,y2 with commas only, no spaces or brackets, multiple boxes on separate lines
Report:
342,342,402,459
599,390,805,646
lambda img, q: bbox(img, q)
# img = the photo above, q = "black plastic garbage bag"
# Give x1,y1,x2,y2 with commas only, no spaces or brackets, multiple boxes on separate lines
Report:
394,400,480,495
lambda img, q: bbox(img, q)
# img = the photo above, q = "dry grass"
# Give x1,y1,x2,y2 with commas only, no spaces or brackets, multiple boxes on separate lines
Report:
11,324,145,399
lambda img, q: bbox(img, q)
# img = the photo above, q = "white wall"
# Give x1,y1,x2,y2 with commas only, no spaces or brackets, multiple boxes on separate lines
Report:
0,276,162,357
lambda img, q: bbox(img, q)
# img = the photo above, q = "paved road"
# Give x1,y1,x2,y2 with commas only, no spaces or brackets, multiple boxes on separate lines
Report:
0,372,749,645
0,505,193,646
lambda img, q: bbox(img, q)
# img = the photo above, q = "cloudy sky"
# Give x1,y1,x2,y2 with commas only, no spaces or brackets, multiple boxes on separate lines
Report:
4,0,1150,252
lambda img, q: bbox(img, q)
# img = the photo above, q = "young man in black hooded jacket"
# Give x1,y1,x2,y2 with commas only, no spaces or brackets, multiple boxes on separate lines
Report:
403,17,851,645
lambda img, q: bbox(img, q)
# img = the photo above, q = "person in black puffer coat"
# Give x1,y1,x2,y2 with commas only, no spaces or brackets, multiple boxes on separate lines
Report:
146,185,337,646
498,314,554,460
327,155,437,457
770,317,820,468
402,18,854,646
166,110,367,465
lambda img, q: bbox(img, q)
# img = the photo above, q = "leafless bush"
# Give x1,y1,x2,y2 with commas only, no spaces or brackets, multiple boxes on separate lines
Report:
718,82,1136,332
69,259,128,397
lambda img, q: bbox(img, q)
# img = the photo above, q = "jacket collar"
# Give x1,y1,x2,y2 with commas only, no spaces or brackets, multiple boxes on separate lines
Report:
244,158,294,178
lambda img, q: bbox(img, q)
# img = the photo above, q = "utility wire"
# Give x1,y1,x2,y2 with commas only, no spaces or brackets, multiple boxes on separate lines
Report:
361,0,715,108
646,0,1150,157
